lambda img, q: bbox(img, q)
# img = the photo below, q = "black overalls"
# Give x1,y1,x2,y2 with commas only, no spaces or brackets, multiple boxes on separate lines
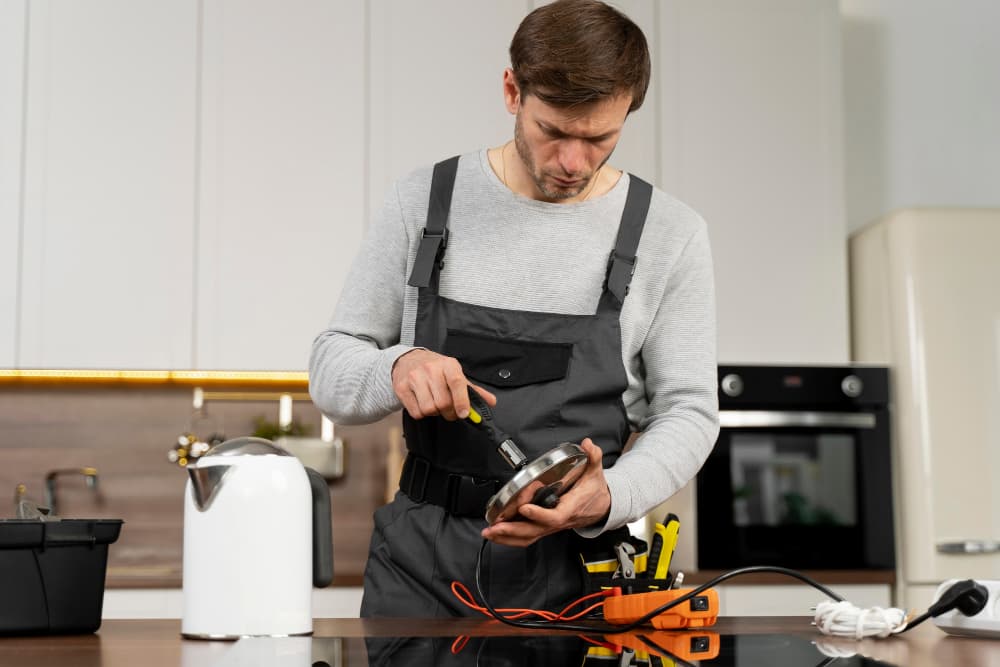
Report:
360,156,652,617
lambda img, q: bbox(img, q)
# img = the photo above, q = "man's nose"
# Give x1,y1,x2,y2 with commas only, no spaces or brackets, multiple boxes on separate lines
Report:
557,140,587,175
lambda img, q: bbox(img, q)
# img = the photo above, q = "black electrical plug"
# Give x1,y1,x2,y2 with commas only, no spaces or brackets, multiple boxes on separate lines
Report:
929,579,989,618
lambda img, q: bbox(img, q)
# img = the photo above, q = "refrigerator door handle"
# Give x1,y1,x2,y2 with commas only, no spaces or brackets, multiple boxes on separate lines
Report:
937,540,1000,554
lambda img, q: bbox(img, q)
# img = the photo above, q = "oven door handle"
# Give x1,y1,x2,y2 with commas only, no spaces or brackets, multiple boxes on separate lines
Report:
719,410,878,429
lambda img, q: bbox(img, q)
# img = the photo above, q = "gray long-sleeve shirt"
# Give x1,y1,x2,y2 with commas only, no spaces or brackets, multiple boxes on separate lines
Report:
309,149,719,534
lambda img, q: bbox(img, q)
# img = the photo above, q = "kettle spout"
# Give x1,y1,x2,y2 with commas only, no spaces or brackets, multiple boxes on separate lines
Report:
188,464,232,511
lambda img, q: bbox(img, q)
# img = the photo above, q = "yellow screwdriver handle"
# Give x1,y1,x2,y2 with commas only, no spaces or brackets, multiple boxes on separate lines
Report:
654,515,680,580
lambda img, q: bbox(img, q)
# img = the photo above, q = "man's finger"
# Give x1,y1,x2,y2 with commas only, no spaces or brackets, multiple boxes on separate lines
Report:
410,374,440,419
429,370,459,421
398,387,424,420
444,362,470,419
469,383,498,407
482,520,549,547
581,438,604,467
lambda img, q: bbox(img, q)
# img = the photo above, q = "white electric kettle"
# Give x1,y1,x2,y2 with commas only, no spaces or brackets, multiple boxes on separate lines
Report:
181,437,333,639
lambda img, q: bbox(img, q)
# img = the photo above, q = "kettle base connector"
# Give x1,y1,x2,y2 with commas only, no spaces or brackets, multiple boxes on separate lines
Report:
530,484,562,509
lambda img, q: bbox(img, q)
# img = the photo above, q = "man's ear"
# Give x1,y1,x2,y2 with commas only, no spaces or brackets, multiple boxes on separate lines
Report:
502,68,520,114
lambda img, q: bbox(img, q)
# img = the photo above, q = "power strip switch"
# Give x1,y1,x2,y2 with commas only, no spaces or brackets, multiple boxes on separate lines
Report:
932,579,1000,638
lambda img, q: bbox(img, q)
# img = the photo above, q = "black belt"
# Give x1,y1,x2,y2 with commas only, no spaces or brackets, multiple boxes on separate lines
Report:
398,454,502,518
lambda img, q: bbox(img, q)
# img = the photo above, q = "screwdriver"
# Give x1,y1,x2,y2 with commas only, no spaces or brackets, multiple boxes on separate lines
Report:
647,513,680,581
464,386,528,470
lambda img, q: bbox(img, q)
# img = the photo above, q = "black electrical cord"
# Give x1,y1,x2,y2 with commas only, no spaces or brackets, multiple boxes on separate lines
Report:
896,579,989,633
472,538,846,634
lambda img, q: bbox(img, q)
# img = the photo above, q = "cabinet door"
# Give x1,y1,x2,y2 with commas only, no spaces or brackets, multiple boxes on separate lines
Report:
659,0,848,364
195,0,366,371
19,0,198,369
370,0,658,217
0,1,27,367
600,0,658,183
367,0,527,214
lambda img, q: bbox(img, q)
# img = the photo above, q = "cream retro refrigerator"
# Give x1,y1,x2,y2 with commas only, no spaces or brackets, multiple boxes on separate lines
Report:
850,208,1000,609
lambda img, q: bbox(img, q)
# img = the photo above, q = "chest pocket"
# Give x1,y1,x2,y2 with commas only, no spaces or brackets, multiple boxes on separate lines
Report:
443,329,572,389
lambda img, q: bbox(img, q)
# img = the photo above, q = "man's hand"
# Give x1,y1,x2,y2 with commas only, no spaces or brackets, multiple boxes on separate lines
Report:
481,438,611,547
392,348,496,421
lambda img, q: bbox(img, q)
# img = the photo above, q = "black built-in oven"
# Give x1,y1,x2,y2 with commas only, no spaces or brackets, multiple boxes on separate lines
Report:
696,365,894,570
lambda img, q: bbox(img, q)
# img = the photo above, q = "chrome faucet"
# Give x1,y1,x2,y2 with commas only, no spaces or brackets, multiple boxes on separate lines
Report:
44,467,100,517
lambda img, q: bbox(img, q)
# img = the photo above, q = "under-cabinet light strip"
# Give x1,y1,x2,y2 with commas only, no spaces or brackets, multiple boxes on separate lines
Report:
0,369,309,386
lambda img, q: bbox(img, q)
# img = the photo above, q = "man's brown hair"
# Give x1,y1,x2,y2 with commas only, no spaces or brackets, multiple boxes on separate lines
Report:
509,0,651,112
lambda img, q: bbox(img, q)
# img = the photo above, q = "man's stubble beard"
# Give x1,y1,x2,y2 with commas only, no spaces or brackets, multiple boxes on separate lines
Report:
513,111,593,201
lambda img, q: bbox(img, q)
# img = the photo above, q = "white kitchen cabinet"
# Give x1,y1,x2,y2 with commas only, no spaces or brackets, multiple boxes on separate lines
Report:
195,0,366,370
659,0,848,364
367,0,528,215
101,587,363,619
0,1,27,367
595,0,658,182
719,584,890,617
7,1,849,371
18,0,199,369
369,0,657,208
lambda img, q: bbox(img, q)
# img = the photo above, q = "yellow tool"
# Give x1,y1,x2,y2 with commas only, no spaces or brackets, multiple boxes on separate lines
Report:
647,513,680,581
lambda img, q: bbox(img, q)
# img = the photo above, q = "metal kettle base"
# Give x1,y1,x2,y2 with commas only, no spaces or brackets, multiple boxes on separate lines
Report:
485,442,588,525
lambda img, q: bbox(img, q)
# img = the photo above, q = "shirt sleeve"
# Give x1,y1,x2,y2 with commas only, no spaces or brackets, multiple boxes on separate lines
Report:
578,221,720,537
308,183,416,424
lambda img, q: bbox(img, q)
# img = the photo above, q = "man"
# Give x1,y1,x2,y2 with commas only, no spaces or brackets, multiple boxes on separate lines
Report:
310,0,718,617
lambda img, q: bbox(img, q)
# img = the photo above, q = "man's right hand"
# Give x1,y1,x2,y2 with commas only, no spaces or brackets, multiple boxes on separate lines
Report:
391,349,497,421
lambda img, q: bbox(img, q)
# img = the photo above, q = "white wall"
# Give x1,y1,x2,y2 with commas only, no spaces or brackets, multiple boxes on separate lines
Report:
841,0,1000,232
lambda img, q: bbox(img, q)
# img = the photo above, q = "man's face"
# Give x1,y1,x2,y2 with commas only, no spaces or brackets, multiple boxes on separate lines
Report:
510,89,632,202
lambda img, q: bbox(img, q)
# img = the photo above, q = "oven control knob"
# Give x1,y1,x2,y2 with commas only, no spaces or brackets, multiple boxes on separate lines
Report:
720,373,744,397
841,374,864,398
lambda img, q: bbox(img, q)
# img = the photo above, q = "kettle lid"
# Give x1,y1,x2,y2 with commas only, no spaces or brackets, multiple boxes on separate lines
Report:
202,436,292,458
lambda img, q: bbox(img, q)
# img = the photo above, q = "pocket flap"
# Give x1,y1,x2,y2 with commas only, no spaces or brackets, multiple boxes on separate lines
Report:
444,330,572,388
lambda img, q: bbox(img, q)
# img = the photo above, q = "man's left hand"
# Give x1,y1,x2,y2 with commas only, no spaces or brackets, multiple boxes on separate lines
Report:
481,438,611,547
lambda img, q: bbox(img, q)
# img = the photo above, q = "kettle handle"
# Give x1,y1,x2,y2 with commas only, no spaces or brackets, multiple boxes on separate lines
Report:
306,467,334,587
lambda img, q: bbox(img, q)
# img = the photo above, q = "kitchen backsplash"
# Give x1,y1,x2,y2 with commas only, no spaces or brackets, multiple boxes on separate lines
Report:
0,384,400,587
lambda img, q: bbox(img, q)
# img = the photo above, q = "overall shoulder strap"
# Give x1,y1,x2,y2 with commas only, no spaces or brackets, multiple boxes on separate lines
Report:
407,156,460,288
605,174,653,304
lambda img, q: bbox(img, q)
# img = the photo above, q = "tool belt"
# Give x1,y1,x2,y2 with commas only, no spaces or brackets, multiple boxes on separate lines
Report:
398,454,502,518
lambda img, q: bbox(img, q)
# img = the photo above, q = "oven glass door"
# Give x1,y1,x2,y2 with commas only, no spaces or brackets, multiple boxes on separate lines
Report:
696,409,894,570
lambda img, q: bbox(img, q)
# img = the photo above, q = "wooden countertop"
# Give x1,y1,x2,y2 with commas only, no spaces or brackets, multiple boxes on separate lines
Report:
0,617,994,666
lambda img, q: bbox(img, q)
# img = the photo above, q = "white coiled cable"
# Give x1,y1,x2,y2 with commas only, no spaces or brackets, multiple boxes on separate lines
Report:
813,599,909,638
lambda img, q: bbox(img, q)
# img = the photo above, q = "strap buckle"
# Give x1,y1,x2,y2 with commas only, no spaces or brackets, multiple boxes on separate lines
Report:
607,251,638,300
407,227,450,287
424,227,449,268
421,226,449,249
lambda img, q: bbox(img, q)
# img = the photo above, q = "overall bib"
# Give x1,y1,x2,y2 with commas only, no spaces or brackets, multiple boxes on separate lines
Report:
361,156,652,617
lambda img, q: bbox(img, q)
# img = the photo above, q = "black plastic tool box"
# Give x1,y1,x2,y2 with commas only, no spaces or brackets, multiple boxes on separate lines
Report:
0,519,123,635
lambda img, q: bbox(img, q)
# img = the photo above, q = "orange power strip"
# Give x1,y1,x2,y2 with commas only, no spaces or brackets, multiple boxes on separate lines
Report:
603,587,719,629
